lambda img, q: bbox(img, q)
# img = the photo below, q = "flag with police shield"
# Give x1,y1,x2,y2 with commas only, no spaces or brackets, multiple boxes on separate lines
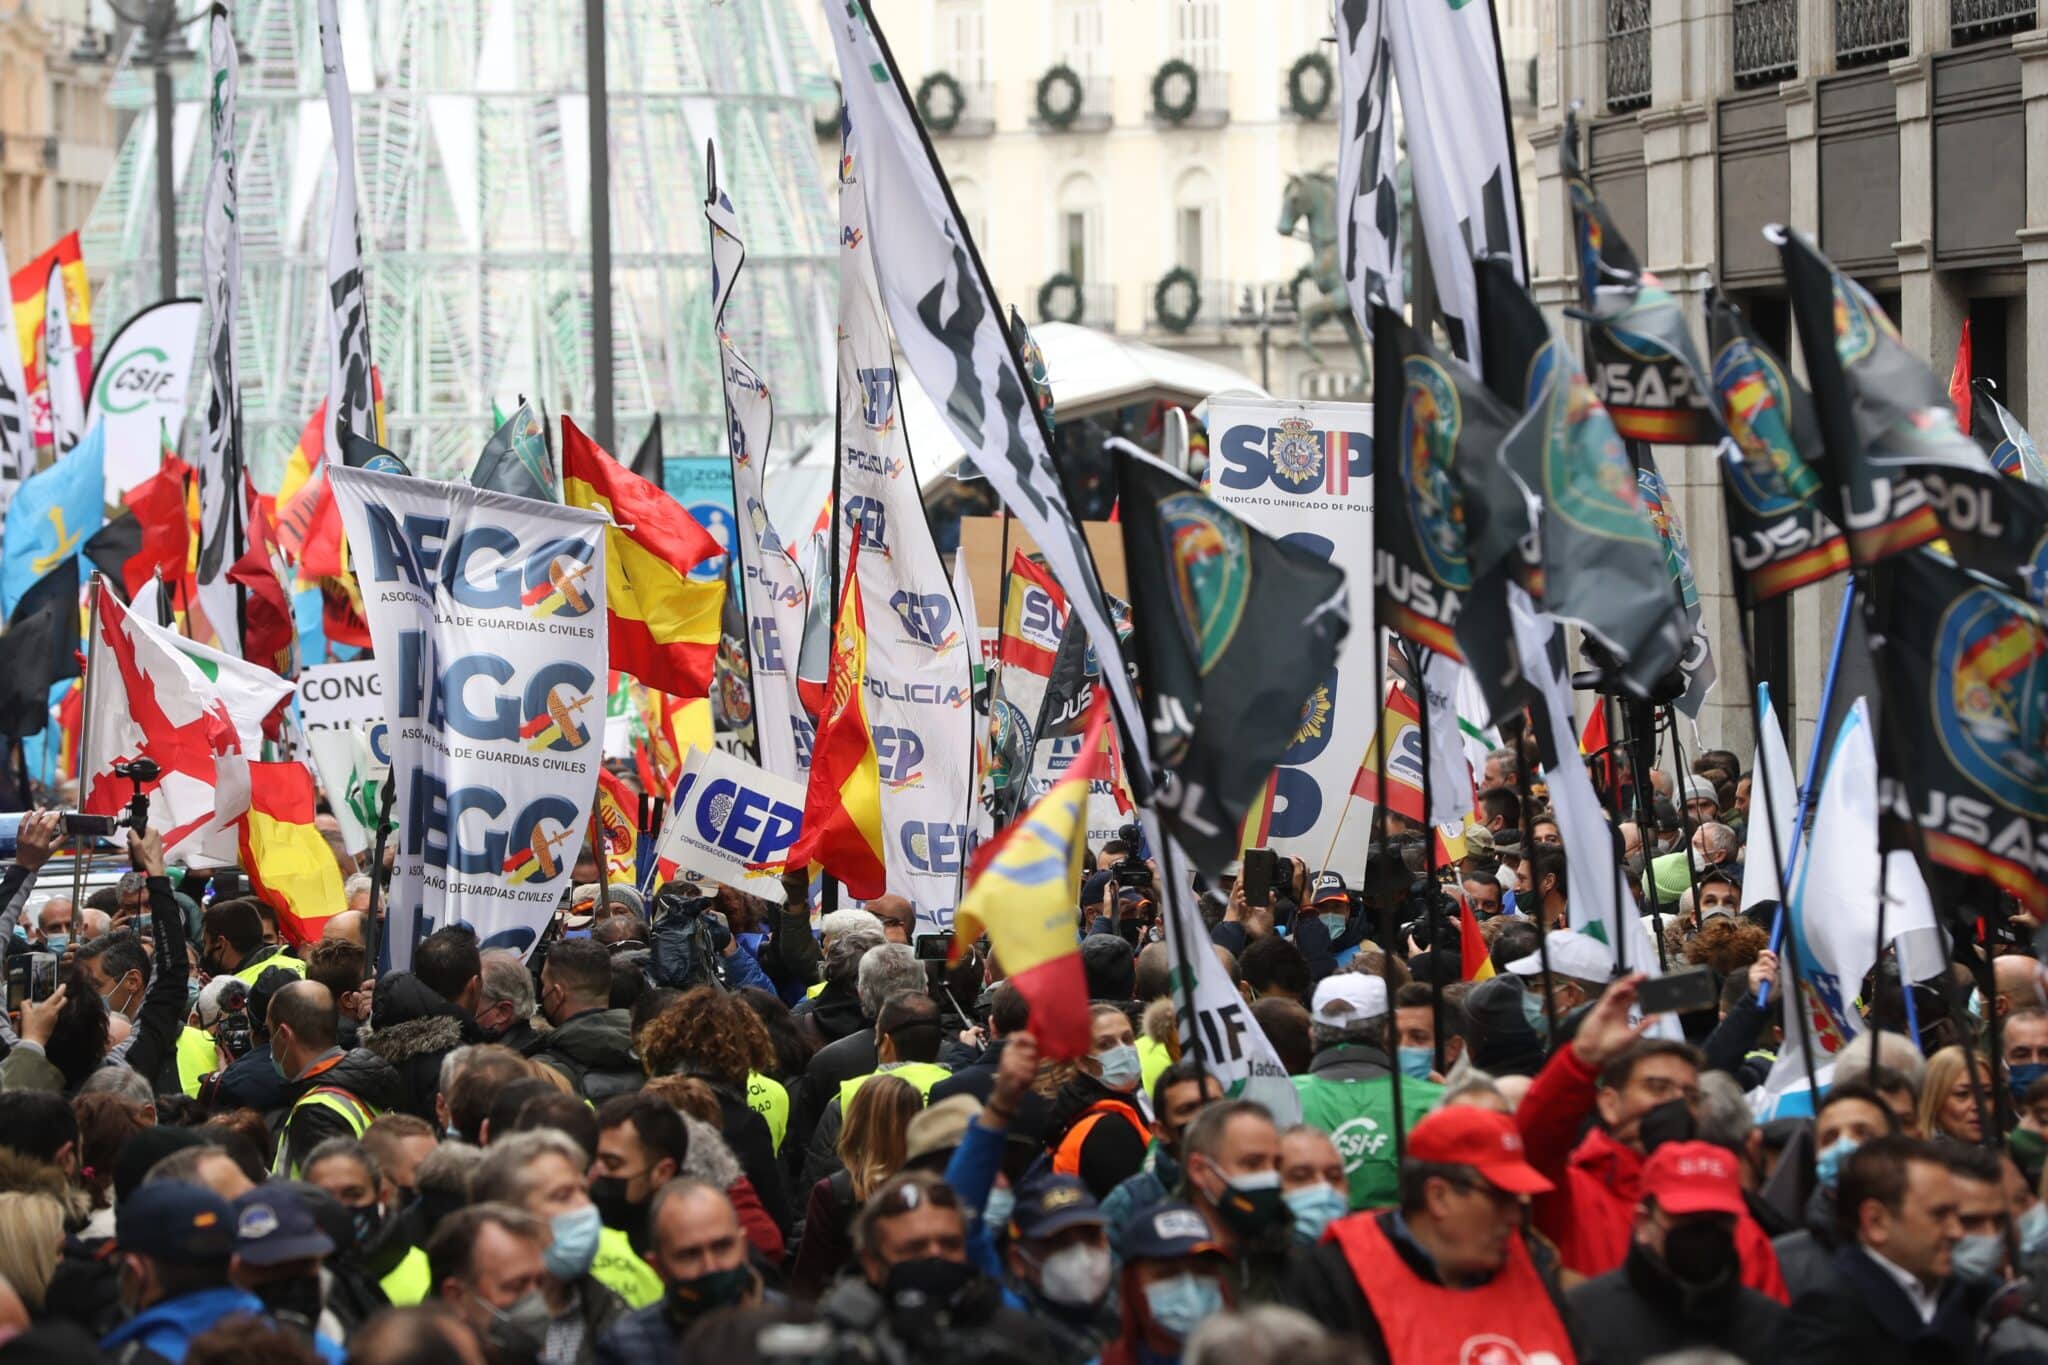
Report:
1973,380,2048,487
1116,448,1350,877
1870,549,2048,913
328,465,609,968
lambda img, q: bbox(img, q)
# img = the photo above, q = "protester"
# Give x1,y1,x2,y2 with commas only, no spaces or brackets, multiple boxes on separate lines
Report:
1293,975,1440,1209
1046,1003,1151,1198
467,1132,627,1364
1102,1202,1235,1365
592,1180,758,1365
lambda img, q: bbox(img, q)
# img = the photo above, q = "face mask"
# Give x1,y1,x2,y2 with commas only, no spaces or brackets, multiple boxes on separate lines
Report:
1519,989,1558,1038
1321,913,1349,938
882,1255,977,1310
255,1273,324,1330
100,982,135,1020
1095,1042,1142,1092
477,1288,551,1361
2011,1063,2048,1111
665,1263,753,1322
270,1050,290,1082
1208,1167,1286,1239
1952,1233,2005,1287
1397,1046,1435,1080
1283,1184,1348,1245
1815,1136,1860,1190
1036,1242,1113,1308
44,934,68,955
981,1184,1015,1232
351,1203,384,1248
1142,1272,1225,1340
1636,1098,1698,1151
588,1175,646,1233
543,1204,603,1280
185,980,202,1013
2020,1202,2048,1258
1660,1219,1739,1291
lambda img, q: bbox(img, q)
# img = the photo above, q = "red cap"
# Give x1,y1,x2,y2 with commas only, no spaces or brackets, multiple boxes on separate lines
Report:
1406,1106,1553,1195
1639,1141,1746,1217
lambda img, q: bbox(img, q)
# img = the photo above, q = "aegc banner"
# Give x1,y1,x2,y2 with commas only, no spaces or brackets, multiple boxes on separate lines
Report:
329,465,609,967
655,746,805,904
1206,398,1375,881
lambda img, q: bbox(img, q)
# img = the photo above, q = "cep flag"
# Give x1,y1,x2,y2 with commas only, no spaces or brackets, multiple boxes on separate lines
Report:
1116,447,1349,878
1870,550,2048,912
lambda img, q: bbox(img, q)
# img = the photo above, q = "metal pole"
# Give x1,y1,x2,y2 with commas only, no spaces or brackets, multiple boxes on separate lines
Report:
152,14,178,301
585,0,613,451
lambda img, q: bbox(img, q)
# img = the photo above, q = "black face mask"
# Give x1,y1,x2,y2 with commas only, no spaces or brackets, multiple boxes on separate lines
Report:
589,1175,647,1239
1661,1219,1740,1289
255,1274,325,1333
663,1264,754,1327
1636,1098,1698,1152
883,1255,978,1312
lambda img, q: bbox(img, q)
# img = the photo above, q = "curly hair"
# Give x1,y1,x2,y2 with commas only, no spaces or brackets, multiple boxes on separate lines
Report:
1684,915,1767,977
637,986,777,1088
641,1075,725,1126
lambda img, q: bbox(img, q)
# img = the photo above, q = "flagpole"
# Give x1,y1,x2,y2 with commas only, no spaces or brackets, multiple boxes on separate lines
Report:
1410,641,1448,1074
362,782,392,977
1366,627,1405,1167
1510,704,1558,1053
70,577,106,919
588,789,611,922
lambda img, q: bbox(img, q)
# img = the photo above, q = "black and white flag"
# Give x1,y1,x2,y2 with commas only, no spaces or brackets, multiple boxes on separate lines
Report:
198,1,248,655
0,233,33,518
1334,0,1402,326
318,0,377,462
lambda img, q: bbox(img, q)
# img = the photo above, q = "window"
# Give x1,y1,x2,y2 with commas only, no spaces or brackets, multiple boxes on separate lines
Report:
1064,211,1089,278
1057,0,1104,75
1173,0,1221,69
937,0,987,84
1177,207,1204,276
1057,173,1101,280
1172,168,1216,278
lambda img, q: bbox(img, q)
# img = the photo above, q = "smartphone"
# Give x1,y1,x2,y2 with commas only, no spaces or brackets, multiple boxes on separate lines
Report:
914,931,955,961
1241,847,1281,908
1636,965,1718,1017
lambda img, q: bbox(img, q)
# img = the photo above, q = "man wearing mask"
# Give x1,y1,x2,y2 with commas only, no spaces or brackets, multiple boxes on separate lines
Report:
586,1094,684,1306
524,941,643,1101
227,1186,347,1363
1102,1058,1224,1252
198,900,304,986
1292,976,1441,1209
478,950,541,1050
594,1180,759,1365
1100,1202,1234,1365
101,1182,264,1365
470,1130,628,1364
1946,1145,2015,1294
1178,1100,1298,1303
1513,848,1570,930
1393,982,1464,1079
1277,1126,1348,1246
428,1204,554,1365
74,829,189,1093
1517,974,1788,1300
1001,1177,1117,1365
1773,1080,1902,1298
1569,1141,1787,1362
268,981,407,1180
302,1138,390,1255
1503,929,1611,1046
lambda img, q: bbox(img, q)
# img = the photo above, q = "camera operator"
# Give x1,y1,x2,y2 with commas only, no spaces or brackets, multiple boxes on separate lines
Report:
645,883,773,994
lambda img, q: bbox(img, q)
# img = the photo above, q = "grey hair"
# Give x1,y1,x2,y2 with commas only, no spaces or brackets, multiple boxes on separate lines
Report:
79,1066,154,1109
343,873,373,903
416,1141,483,1201
1695,1071,1753,1150
821,909,883,945
469,1129,588,1207
823,925,885,988
1486,746,1519,776
1694,823,1739,859
1440,1075,1508,1110
479,950,536,1022
303,1137,380,1187
1184,1306,1330,1365
1832,1029,1927,1093
437,1045,473,1102
856,942,926,1020
1310,1017,1385,1052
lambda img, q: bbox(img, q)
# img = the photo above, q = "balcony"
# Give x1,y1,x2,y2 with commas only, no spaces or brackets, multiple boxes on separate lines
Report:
915,73,997,138
1029,67,1112,133
1607,0,1652,110
1953,0,2035,43
1148,64,1230,129
1036,276,1117,330
1147,273,1235,334
1836,0,1908,67
1734,0,1799,86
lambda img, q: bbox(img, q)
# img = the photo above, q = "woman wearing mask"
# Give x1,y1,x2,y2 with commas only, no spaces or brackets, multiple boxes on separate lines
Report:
1047,1004,1153,1200
789,1074,921,1300
1276,1126,1349,1245
636,987,790,1233
1100,1202,1235,1365
1919,1045,1994,1145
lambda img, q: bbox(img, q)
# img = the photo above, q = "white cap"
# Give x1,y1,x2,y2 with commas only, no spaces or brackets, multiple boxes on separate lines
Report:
1682,775,1718,805
1505,928,1614,982
1311,973,1389,1023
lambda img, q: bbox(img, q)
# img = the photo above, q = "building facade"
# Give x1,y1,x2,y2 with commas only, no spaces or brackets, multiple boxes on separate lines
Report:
0,0,116,261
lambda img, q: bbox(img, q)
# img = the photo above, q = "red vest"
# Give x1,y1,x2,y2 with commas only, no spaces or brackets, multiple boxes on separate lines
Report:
1330,1212,1577,1365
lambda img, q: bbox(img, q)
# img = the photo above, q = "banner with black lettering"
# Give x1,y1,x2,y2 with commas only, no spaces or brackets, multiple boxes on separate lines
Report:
198,1,248,656
87,298,203,495
317,0,378,463
1334,0,1401,328
655,746,804,905
0,234,31,517
329,465,609,968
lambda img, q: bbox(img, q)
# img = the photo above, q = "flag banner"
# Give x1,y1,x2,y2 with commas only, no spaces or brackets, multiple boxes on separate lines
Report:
1952,320,1975,431
0,556,80,735
471,401,556,502
824,3,1146,764
1704,289,1849,603
1742,683,1797,919
1,420,104,617
1562,114,1717,444
1351,676,1426,823
1117,446,1350,879
705,155,811,783
837,166,977,929
1761,698,1940,1116
1016,598,1135,854
298,657,387,752
80,580,292,864
594,767,640,884
1973,379,2048,487
198,2,247,657
317,0,377,470
954,695,1113,1060
712,572,757,758
560,416,724,698
1870,549,2048,909
87,298,203,495
305,722,385,854
240,758,347,945
83,451,190,601
1475,257,1689,700
329,464,609,966
1382,0,1525,362
9,231,90,455
1334,0,1403,332
998,549,1066,678
226,496,297,677
1636,451,1717,719
39,259,87,455
0,233,35,514
1417,646,1474,827
654,746,803,903
1206,397,1372,878
630,415,664,491
1779,228,2000,568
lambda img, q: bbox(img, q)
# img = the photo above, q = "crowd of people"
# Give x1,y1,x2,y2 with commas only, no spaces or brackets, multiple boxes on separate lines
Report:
0,737,2045,1365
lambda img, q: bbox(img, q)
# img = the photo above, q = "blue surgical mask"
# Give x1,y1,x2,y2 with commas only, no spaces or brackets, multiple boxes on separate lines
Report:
544,1204,603,1280
1142,1272,1225,1340
1815,1136,1860,1191
1519,988,1552,1038
1320,913,1349,938
1952,1233,2005,1287
982,1184,1015,1232
1283,1184,1347,1245
43,934,67,955
1397,1046,1435,1080
2020,1202,2048,1258
1095,1042,1142,1092
2011,1063,2048,1111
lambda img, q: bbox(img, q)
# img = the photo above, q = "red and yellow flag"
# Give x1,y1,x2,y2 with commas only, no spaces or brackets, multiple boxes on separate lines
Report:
560,416,724,698
239,761,347,946
779,535,886,899
10,231,90,447
952,694,1112,1061
1459,890,1496,981
594,768,640,884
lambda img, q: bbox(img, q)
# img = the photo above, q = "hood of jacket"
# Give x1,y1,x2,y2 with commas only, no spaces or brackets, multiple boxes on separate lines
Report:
1465,973,1549,1077
806,985,868,1043
535,1008,639,1072
290,1046,410,1114
1569,1122,1645,1200
370,972,473,1033
1051,1070,1144,1134
679,1114,741,1188
1306,1041,1393,1081
365,1014,467,1068
101,1286,267,1353
0,1149,89,1225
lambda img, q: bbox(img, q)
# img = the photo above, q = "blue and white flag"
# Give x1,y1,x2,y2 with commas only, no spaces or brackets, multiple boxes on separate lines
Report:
0,420,104,617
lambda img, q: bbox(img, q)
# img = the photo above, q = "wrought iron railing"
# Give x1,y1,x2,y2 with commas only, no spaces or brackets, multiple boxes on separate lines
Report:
1607,0,1652,110
1953,0,2035,44
1734,0,1799,86
1836,0,1909,68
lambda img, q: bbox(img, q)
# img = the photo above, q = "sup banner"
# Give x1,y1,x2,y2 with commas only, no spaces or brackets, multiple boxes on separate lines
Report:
1206,397,1374,881
654,746,805,904
330,465,609,968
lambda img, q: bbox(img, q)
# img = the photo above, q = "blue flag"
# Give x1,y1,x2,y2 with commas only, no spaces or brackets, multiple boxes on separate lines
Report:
0,422,106,618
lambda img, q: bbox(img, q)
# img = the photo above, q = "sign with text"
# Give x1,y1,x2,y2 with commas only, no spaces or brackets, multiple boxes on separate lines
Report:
655,746,805,904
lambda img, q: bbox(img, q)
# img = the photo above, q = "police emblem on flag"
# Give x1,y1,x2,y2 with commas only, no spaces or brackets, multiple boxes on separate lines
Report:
1935,586,2048,813
1161,492,1250,675
1713,337,1821,516
1270,417,1325,488
1831,275,1892,366
1401,357,1471,590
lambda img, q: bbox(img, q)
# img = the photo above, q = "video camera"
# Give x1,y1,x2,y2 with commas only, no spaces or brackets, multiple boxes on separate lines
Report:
51,759,162,839
1109,822,1153,891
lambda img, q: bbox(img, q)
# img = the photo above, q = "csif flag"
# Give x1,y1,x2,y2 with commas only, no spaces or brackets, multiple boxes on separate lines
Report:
304,725,383,854
239,759,347,945
1116,446,1349,877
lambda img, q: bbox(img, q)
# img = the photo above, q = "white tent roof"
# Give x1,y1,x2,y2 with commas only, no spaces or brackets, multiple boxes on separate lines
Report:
764,323,1266,535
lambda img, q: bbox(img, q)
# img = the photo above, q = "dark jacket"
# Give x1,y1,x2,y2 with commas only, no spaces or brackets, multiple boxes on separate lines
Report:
930,1039,1054,1142
1046,1073,1149,1201
523,1008,644,1100
275,1046,409,1178
557,1277,631,1365
114,875,189,1092
705,1077,789,1235
209,1037,288,1112
1568,1246,1787,1364
593,1302,676,1365
1702,991,1775,1091
364,972,481,1121
1776,1245,1987,1365
790,1026,877,1169
1772,1182,1842,1301
792,981,866,1053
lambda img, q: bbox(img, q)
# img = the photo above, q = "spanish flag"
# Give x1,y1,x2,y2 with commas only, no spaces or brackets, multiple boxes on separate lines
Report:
778,534,887,899
952,693,1111,1061
238,761,346,946
10,231,90,441
1459,889,1495,981
594,767,640,884
560,416,724,698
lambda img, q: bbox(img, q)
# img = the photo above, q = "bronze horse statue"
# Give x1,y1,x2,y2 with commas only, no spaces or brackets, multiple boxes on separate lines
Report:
1277,171,1367,380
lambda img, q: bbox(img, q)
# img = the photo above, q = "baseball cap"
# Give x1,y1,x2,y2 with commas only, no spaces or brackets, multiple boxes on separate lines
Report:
231,1185,336,1266
1312,871,1349,906
1640,1141,1746,1217
1406,1107,1553,1195
904,1094,981,1165
1682,776,1719,806
1462,824,1496,855
1010,1175,1107,1241
1505,928,1612,982
1310,973,1388,1023
1121,1201,1226,1261
117,1182,236,1260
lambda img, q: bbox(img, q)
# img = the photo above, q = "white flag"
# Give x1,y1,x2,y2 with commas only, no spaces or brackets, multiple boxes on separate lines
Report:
0,233,33,516
197,1,248,656
1741,683,1798,918
41,261,86,455
87,299,204,495
318,0,378,461
1333,0,1402,331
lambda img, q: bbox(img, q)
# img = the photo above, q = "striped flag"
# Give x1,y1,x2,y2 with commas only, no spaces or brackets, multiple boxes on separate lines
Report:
240,760,346,945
